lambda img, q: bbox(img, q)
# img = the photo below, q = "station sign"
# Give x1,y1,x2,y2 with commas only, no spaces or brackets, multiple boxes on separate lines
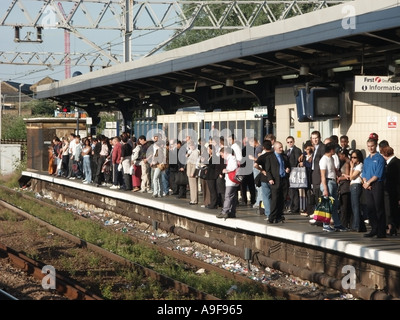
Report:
354,75,400,93
388,116,397,129
253,106,268,118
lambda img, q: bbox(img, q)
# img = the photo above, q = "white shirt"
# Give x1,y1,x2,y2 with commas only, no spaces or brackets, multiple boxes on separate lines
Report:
350,162,363,185
319,155,336,180
225,154,239,187
231,142,242,162
332,153,340,170
69,139,76,156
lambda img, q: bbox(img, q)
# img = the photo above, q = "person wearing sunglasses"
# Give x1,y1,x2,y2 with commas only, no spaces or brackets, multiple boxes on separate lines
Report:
349,150,367,232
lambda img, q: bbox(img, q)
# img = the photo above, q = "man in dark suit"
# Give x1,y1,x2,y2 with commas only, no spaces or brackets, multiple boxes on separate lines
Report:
264,141,290,224
380,146,400,235
286,136,303,214
254,140,274,217
310,131,325,205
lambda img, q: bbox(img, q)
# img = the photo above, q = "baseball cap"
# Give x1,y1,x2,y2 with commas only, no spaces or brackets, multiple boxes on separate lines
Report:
369,132,379,140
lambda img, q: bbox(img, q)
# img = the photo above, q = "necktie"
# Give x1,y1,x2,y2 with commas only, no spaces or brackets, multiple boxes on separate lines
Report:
287,148,292,157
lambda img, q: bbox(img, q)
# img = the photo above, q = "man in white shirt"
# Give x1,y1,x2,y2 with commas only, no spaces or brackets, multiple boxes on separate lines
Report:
216,147,240,220
228,134,242,163
319,142,348,232
66,133,77,178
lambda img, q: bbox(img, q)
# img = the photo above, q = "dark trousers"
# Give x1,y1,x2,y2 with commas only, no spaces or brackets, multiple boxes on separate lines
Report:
206,179,218,208
313,184,322,209
384,189,400,229
178,184,187,198
339,192,352,228
94,156,106,185
67,155,73,177
112,163,123,186
170,170,178,194
123,174,132,190
62,155,69,177
364,181,386,236
91,155,99,181
288,188,300,212
216,177,226,207
240,174,256,204
269,177,289,222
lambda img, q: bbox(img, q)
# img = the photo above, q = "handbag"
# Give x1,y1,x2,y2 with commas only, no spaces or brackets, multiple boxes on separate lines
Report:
56,159,62,171
289,166,308,188
175,171,188,185
313,196,334,224
197,166,208,179
228,167,244,184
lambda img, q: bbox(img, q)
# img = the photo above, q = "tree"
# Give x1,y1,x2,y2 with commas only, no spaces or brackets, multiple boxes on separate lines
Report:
97,112,117,135
1,115,26,140
26,99,58,116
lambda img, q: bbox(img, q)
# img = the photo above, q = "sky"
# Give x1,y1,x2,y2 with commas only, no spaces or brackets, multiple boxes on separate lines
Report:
0,0,175,85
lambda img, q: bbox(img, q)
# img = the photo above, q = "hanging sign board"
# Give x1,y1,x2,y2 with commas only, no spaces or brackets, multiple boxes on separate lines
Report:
388,116,397,129
354,76,400,93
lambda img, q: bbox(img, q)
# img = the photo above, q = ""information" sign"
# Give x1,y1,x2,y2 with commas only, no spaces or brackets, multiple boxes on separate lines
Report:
354,76,400,93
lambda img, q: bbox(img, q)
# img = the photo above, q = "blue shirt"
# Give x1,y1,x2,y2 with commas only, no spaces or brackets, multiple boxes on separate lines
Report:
275,152,285,177
362,152,385,181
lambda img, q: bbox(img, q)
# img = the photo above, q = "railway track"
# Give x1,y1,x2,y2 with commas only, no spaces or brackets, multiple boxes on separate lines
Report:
0,288,18,300
0,185,346,300
0,188,221,300
0,241,103,300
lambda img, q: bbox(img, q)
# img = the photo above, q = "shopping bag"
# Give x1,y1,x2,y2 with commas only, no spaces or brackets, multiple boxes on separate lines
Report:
289,166,308,188
313,196,334,224
56,159,62,172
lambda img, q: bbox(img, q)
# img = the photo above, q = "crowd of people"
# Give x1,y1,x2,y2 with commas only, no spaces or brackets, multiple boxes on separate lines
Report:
48,130,400,237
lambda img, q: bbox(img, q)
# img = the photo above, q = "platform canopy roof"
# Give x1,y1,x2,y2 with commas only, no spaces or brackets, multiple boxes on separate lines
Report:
36,0,400,113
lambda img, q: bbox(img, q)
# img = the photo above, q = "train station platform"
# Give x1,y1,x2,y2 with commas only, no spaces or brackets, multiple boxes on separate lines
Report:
21,171,400,299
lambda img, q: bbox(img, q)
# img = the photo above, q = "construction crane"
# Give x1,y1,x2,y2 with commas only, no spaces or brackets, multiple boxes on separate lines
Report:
57,2,71,79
